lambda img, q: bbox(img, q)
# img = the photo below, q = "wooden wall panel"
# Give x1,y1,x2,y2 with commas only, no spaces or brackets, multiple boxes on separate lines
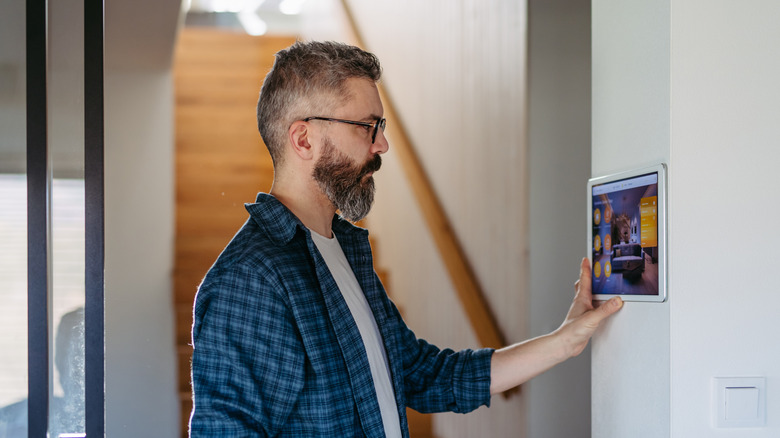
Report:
173,28,296,437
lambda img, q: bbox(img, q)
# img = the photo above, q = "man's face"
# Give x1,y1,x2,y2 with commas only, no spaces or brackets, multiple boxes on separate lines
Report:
309,78,387,222
312,136,381,222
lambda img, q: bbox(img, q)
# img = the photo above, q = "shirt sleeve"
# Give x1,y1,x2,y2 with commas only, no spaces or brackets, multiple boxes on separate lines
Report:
389,301,494,414
190,266,305,437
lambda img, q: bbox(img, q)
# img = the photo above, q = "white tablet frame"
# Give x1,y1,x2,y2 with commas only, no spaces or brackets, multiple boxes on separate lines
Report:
587,163,667,302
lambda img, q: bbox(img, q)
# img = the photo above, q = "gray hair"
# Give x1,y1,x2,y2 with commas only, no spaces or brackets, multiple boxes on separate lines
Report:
256,41,382,167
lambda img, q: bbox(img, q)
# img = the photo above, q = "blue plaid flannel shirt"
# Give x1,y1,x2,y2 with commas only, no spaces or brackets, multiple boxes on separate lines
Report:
190,193,493,437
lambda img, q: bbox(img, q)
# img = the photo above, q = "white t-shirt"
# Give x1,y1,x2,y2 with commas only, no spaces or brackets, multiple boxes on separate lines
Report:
310,230,401,438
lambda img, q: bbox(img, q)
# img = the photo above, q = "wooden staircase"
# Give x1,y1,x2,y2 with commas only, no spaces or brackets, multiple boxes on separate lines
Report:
173,28,294,436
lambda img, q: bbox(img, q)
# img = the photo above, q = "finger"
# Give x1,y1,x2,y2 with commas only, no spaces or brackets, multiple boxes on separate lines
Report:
574,299,620,336
575,257,592,299
578,257,590,279
592,297,623,321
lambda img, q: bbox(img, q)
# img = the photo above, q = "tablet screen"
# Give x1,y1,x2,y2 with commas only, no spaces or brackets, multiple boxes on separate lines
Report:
591,171,660,297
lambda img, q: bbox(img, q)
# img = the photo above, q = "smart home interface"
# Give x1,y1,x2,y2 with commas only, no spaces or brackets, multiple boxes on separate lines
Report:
588,164,667,302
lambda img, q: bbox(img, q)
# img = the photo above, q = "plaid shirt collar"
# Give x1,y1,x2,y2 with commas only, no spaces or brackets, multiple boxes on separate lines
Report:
245,192,367,245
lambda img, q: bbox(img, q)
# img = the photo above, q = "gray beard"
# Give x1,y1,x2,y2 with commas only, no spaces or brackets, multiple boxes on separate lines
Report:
312,138,381,222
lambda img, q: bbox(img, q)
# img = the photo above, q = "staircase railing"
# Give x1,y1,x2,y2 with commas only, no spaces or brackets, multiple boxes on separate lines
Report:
340,0,506,350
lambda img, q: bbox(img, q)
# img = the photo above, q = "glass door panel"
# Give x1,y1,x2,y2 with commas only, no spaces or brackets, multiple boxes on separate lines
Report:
49,0,86,435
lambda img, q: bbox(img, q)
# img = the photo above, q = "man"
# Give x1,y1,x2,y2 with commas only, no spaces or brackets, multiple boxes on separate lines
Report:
189,41,622,437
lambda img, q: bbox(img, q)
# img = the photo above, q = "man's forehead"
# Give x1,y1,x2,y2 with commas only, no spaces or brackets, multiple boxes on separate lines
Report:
337,78,383,118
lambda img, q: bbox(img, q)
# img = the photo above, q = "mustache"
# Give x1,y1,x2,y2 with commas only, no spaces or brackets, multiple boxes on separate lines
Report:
362,154,382,175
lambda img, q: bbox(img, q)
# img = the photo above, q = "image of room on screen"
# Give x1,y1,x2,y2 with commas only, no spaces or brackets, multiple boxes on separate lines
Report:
591,173,659,295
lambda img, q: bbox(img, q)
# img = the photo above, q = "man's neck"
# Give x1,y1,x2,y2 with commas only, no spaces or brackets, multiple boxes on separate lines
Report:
270,178,336,238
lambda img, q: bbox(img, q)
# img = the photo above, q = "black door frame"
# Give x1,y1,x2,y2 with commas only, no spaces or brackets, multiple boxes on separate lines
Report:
26,0,105,436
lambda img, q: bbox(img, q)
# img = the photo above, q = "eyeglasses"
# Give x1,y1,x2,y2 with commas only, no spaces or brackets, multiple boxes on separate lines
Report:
303,116,387,144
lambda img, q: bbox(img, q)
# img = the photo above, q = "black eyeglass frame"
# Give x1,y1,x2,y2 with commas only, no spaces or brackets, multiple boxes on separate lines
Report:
303,116,387,144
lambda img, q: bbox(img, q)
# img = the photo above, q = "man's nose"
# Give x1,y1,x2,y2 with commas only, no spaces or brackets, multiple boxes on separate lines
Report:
371,128,389,155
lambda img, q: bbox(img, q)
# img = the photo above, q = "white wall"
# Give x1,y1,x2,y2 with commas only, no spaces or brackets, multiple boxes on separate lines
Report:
592,0,780,436
104,71,178,437
526,1,593,437
102,0,181,435
591,1,671,436
669,0,780,436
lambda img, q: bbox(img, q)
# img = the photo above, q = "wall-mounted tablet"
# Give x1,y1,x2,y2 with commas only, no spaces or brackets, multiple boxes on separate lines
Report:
587,163,667,302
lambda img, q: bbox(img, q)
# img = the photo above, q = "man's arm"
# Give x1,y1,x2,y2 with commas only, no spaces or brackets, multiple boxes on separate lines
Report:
489,258,623,395
190,267,305,436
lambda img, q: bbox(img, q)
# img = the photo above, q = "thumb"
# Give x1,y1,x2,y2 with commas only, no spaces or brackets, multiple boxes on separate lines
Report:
560,296,622,358
591,297,623,323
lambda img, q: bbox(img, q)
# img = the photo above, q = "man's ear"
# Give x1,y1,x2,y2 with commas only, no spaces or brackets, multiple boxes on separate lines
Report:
288,120,314,160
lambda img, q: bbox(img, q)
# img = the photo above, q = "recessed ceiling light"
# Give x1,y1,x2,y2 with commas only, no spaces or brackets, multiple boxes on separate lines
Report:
279,0,307,15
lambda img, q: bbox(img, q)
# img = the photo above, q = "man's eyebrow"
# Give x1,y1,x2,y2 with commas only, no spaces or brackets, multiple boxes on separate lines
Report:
362,113,383,122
